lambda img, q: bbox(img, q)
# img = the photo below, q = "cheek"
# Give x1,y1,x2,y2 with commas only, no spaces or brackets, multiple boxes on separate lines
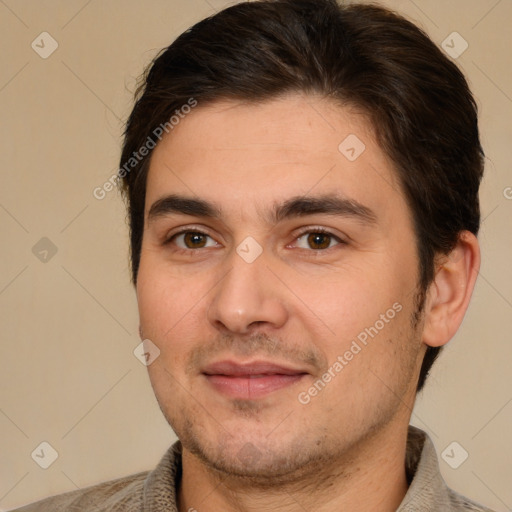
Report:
289,262,404,344
136,257,214,372
136,258,198,339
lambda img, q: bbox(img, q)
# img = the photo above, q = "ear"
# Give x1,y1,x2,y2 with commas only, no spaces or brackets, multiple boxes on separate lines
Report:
422,231,480,348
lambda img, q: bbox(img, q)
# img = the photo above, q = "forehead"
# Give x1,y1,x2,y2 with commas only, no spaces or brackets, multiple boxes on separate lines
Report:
145,93,405,222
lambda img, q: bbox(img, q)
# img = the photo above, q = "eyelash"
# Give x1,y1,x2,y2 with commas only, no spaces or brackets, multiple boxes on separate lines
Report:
164,226,345,254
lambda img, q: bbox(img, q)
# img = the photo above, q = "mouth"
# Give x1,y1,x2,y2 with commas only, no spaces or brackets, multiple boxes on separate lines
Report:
202,360,309,400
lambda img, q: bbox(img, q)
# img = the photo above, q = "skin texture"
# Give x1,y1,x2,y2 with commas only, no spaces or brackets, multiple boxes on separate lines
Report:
136,93,480,512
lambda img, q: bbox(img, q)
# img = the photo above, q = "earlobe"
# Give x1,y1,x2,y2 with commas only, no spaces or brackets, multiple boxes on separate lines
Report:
422,231,481,348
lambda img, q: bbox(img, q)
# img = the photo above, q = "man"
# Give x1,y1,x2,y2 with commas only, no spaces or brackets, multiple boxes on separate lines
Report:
12,0,495,510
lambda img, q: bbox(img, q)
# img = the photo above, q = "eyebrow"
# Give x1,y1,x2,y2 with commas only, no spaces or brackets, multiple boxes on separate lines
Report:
147,193,377,226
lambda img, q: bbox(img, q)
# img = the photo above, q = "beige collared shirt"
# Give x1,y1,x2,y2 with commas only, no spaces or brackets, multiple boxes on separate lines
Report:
11,426,495,511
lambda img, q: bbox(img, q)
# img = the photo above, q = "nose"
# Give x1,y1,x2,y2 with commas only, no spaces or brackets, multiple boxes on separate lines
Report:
207,245,289,335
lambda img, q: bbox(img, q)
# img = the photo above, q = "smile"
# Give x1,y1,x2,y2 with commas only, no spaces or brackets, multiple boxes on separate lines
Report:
202,360,309,399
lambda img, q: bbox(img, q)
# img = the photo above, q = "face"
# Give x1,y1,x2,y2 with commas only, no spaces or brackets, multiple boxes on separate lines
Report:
136,93,426,481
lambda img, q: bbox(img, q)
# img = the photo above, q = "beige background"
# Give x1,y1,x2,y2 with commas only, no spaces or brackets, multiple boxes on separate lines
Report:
0,0,511,510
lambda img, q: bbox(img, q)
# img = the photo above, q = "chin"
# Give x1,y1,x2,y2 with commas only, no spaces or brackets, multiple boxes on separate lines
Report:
180,420,335,484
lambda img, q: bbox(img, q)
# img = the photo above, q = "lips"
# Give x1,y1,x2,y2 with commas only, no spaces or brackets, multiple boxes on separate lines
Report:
203,360,307,377
202,360,308,399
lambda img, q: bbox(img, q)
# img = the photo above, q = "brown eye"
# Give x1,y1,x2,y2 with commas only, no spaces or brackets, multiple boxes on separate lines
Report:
183,232,208,248
294,230,342,250
170,231,217,250
307,233,332,250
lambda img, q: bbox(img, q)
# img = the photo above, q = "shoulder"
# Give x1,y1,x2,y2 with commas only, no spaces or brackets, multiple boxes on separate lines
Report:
8,470,149,512
400,426,497,512
447,487,498,512
9,440,183,512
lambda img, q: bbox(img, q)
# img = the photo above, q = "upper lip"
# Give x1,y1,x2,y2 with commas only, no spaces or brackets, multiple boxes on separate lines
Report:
202,360,309,377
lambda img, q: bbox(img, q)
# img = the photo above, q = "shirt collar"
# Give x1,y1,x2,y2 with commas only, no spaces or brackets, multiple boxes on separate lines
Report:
398,425,454,510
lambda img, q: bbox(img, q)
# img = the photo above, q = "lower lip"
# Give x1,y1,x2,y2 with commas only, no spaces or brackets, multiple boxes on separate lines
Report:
204,374,306,399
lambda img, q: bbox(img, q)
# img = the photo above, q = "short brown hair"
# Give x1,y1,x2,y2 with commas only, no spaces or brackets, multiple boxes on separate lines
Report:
119,0,484,392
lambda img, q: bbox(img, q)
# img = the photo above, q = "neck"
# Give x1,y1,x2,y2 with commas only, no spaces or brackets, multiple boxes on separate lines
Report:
177,422,410,512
